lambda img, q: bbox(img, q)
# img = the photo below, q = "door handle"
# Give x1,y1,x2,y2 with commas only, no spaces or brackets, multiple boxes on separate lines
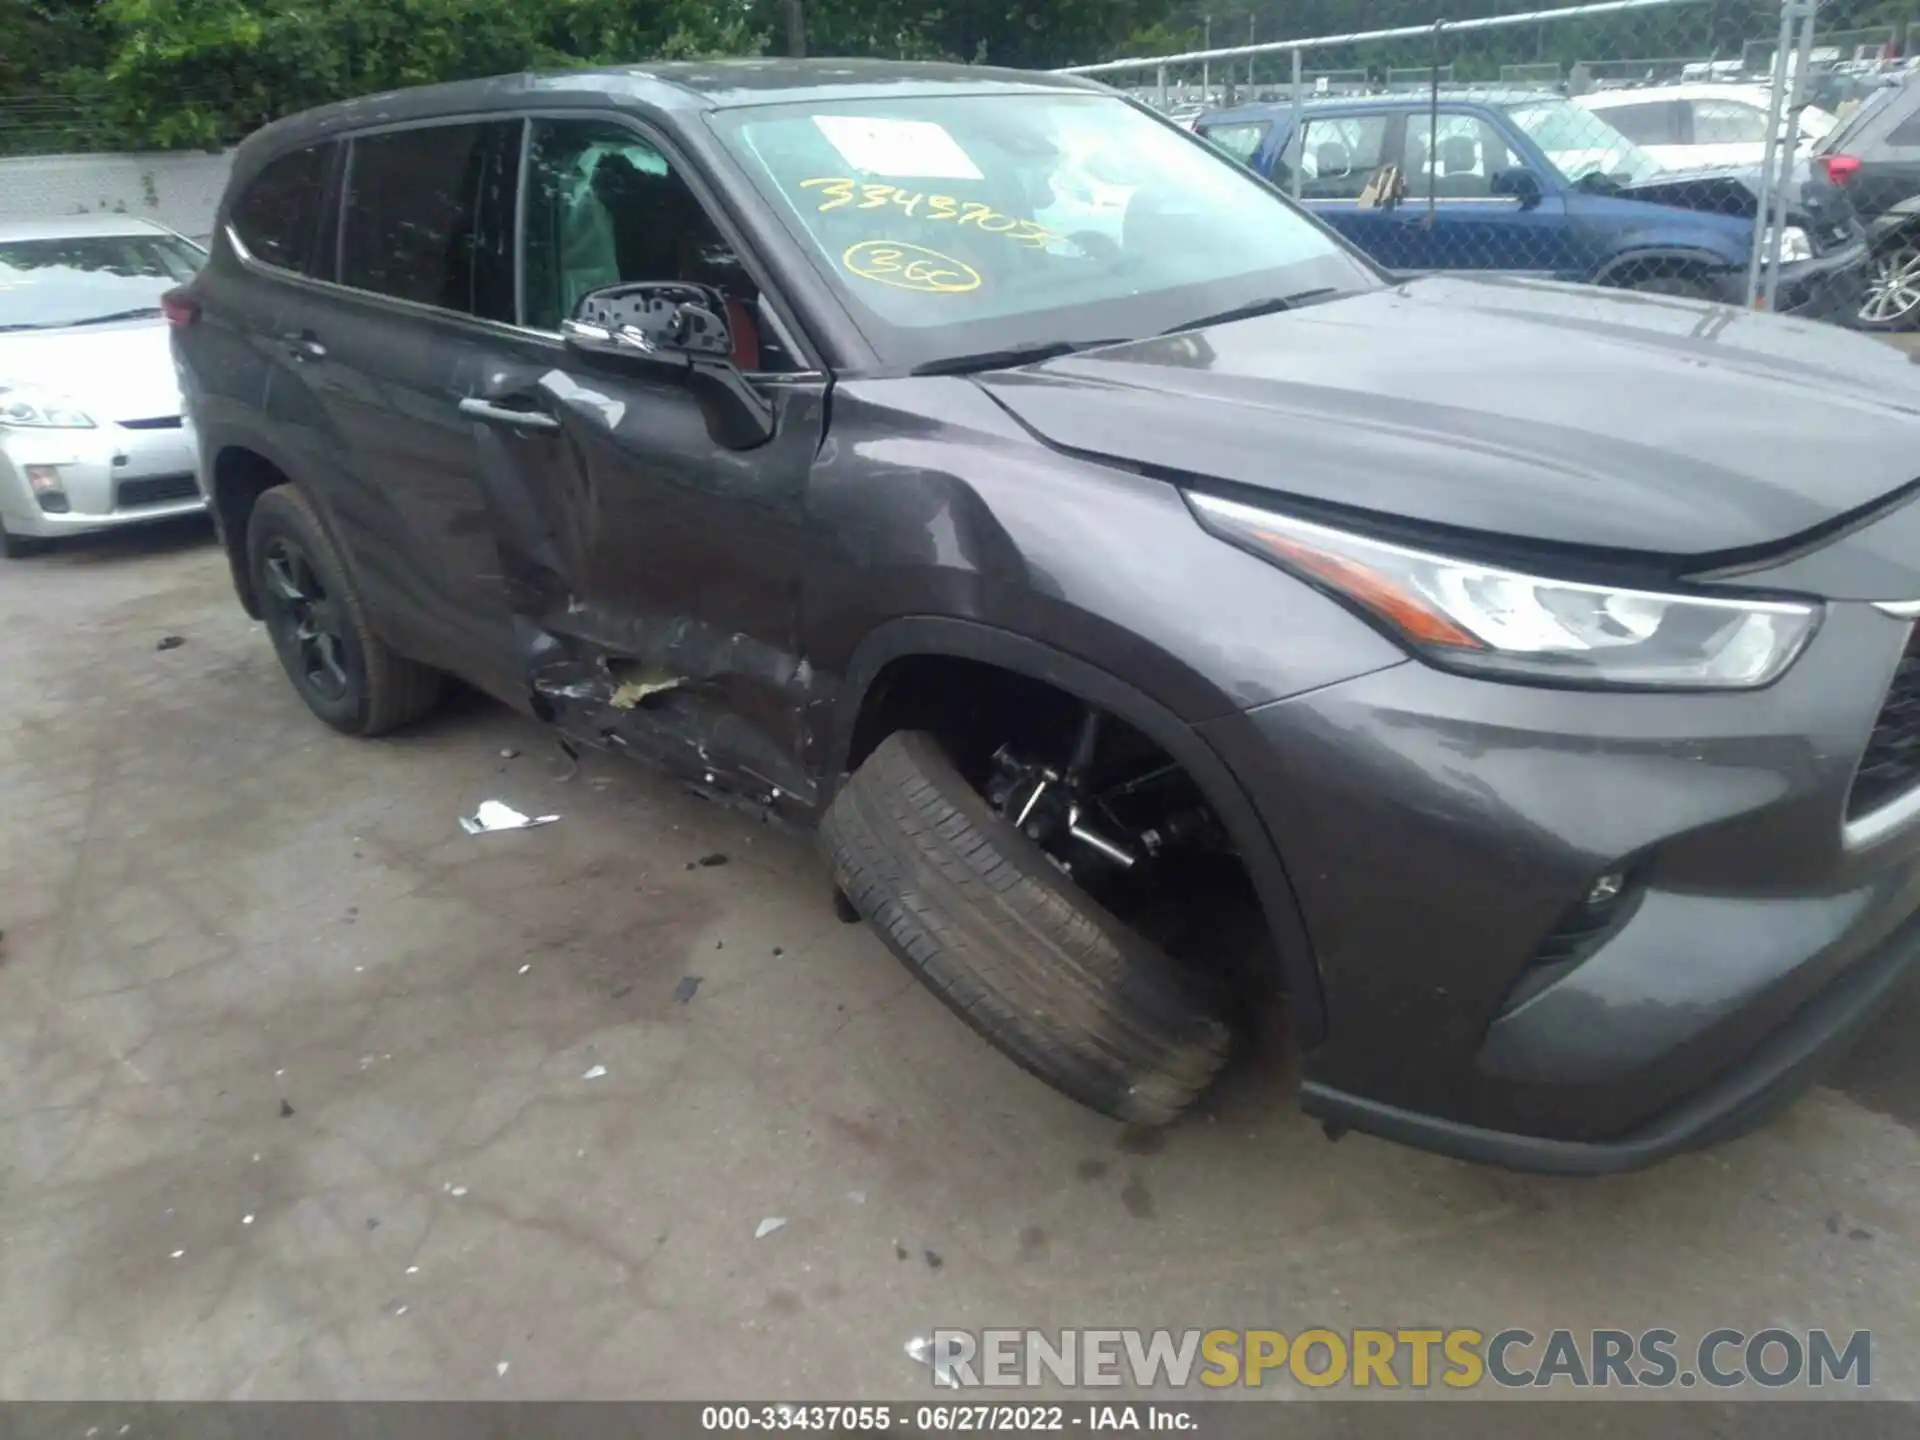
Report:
459,397,561,432
280,331,326,361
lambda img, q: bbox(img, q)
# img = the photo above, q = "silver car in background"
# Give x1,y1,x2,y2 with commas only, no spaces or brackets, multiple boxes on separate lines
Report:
0,216,208,557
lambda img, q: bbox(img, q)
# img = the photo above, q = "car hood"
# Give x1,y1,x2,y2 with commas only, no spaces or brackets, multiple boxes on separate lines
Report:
974,275,1920,562
0,318,182,423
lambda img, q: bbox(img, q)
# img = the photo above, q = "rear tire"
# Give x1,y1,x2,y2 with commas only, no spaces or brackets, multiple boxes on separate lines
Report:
821,730,1232,1126
246,484,441,736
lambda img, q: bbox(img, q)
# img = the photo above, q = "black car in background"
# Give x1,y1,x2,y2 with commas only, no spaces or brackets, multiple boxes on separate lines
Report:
172,60,1920,1174
1815,75,1920,328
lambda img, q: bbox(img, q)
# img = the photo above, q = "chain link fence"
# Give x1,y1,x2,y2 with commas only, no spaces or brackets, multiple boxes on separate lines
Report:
1060,0,1899,322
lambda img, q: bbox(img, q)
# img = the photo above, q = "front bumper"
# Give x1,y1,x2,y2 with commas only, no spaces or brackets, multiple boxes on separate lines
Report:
1199,600,1920,1172
1713,238,1869,322
0,418,206,538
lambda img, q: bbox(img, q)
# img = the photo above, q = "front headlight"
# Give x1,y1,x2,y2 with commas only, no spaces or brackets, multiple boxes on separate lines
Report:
1765,225,1814,264
0,384,94,429
1188,493,1821,690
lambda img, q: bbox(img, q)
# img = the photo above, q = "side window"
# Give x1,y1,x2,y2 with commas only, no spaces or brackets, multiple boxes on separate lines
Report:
1689,100,1770,145
1198,121,1269,169
1400,114,1514,200
521,117,791,372
1295,115,1391,199
231,144,333,272
1885,110,1920,147
340,122,519,320
1594,101,1678,145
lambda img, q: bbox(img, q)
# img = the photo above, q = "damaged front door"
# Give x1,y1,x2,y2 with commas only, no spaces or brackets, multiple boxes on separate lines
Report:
464,115,828,811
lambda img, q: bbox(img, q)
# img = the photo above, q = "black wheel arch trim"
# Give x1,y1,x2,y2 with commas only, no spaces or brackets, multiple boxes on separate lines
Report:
1590,247,1737,287
207,424,354,620
1868,207,1920,242
827,614,1327,1045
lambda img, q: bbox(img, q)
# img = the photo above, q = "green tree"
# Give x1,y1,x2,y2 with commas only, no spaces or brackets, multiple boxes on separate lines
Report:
86,0,766,148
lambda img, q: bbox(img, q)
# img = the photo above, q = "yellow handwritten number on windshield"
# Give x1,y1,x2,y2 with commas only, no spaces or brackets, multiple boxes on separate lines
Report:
800,178,1061,248
842,240,982,294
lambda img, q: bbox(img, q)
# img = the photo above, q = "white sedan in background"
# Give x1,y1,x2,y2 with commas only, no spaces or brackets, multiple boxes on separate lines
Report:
0,216,207,558
1574,83,1838,171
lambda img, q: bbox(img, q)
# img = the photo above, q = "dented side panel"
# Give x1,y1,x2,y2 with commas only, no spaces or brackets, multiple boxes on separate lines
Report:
462,332,829,812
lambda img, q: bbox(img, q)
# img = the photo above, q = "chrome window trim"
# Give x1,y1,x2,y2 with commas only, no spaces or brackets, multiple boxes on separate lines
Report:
225,104,826,378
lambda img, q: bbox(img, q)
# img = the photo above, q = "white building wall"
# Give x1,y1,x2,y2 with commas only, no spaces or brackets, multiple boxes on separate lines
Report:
0,150,234,241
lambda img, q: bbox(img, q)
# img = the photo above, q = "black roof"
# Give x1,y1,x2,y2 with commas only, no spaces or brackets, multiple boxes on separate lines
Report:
240,57,1104,153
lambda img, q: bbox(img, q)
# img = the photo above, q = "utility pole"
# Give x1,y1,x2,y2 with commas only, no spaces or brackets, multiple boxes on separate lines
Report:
1248,13,1257,88
784,0,805,57
1202,16,1212,103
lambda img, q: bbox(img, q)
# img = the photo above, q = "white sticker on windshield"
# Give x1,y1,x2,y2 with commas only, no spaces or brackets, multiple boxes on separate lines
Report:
811,116,984,180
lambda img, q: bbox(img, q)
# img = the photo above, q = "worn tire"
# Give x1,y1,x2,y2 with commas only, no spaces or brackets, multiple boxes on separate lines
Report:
821,730,1232,1125
247,484,442,736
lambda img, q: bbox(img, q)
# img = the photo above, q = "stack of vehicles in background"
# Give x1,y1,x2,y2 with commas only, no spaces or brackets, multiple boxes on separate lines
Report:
1193,90,1867,321
1572,82,1839,170
1193,61,1920,335
1810,76,1920,331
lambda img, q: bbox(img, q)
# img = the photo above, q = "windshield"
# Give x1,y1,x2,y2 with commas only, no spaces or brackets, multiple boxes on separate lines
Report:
709,93,1379,369
0,232,205,331
1504,99,1665,186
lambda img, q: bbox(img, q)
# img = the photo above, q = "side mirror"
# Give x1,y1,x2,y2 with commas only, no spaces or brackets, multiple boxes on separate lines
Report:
562,281,774,451
1491,167,1543,207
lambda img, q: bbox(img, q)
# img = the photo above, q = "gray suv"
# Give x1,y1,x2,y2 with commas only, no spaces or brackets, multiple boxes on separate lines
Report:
171,59,1920,1173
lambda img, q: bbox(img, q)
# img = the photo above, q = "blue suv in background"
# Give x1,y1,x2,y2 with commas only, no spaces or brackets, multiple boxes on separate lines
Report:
1195,93,1867,318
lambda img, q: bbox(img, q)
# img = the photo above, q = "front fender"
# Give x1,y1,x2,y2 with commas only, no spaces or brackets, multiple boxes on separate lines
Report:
829,615,1329,1044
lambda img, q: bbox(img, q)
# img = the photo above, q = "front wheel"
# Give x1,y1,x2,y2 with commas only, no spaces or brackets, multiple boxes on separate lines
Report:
1856,236,1920,332
247,485,441,735
821,730,1232,1126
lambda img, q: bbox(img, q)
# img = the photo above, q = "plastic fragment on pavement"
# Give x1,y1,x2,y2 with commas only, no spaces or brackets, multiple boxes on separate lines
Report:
755,1217,787,1239
460,800,559,834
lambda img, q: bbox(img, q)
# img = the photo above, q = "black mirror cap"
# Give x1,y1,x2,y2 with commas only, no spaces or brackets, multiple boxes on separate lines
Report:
567,282,773,451
1491,167,1542,201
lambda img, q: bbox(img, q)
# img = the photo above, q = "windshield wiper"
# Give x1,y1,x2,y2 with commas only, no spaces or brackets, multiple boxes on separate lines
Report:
63,306,163,327
1158,288,1343,335
911,338,1129,377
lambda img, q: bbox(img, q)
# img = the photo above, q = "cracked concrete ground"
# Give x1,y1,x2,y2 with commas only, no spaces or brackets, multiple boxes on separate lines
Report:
3,519,1920,1401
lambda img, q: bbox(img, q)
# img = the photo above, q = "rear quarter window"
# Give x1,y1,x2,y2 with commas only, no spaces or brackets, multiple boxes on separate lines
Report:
1592,101,1677,145
231,144,334,272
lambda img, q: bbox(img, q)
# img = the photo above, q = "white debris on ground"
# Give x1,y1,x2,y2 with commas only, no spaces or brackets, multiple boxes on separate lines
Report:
459,800,559,834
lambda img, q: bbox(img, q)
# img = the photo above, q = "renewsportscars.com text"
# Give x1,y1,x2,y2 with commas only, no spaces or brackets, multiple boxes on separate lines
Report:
924,1327,1871,1390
